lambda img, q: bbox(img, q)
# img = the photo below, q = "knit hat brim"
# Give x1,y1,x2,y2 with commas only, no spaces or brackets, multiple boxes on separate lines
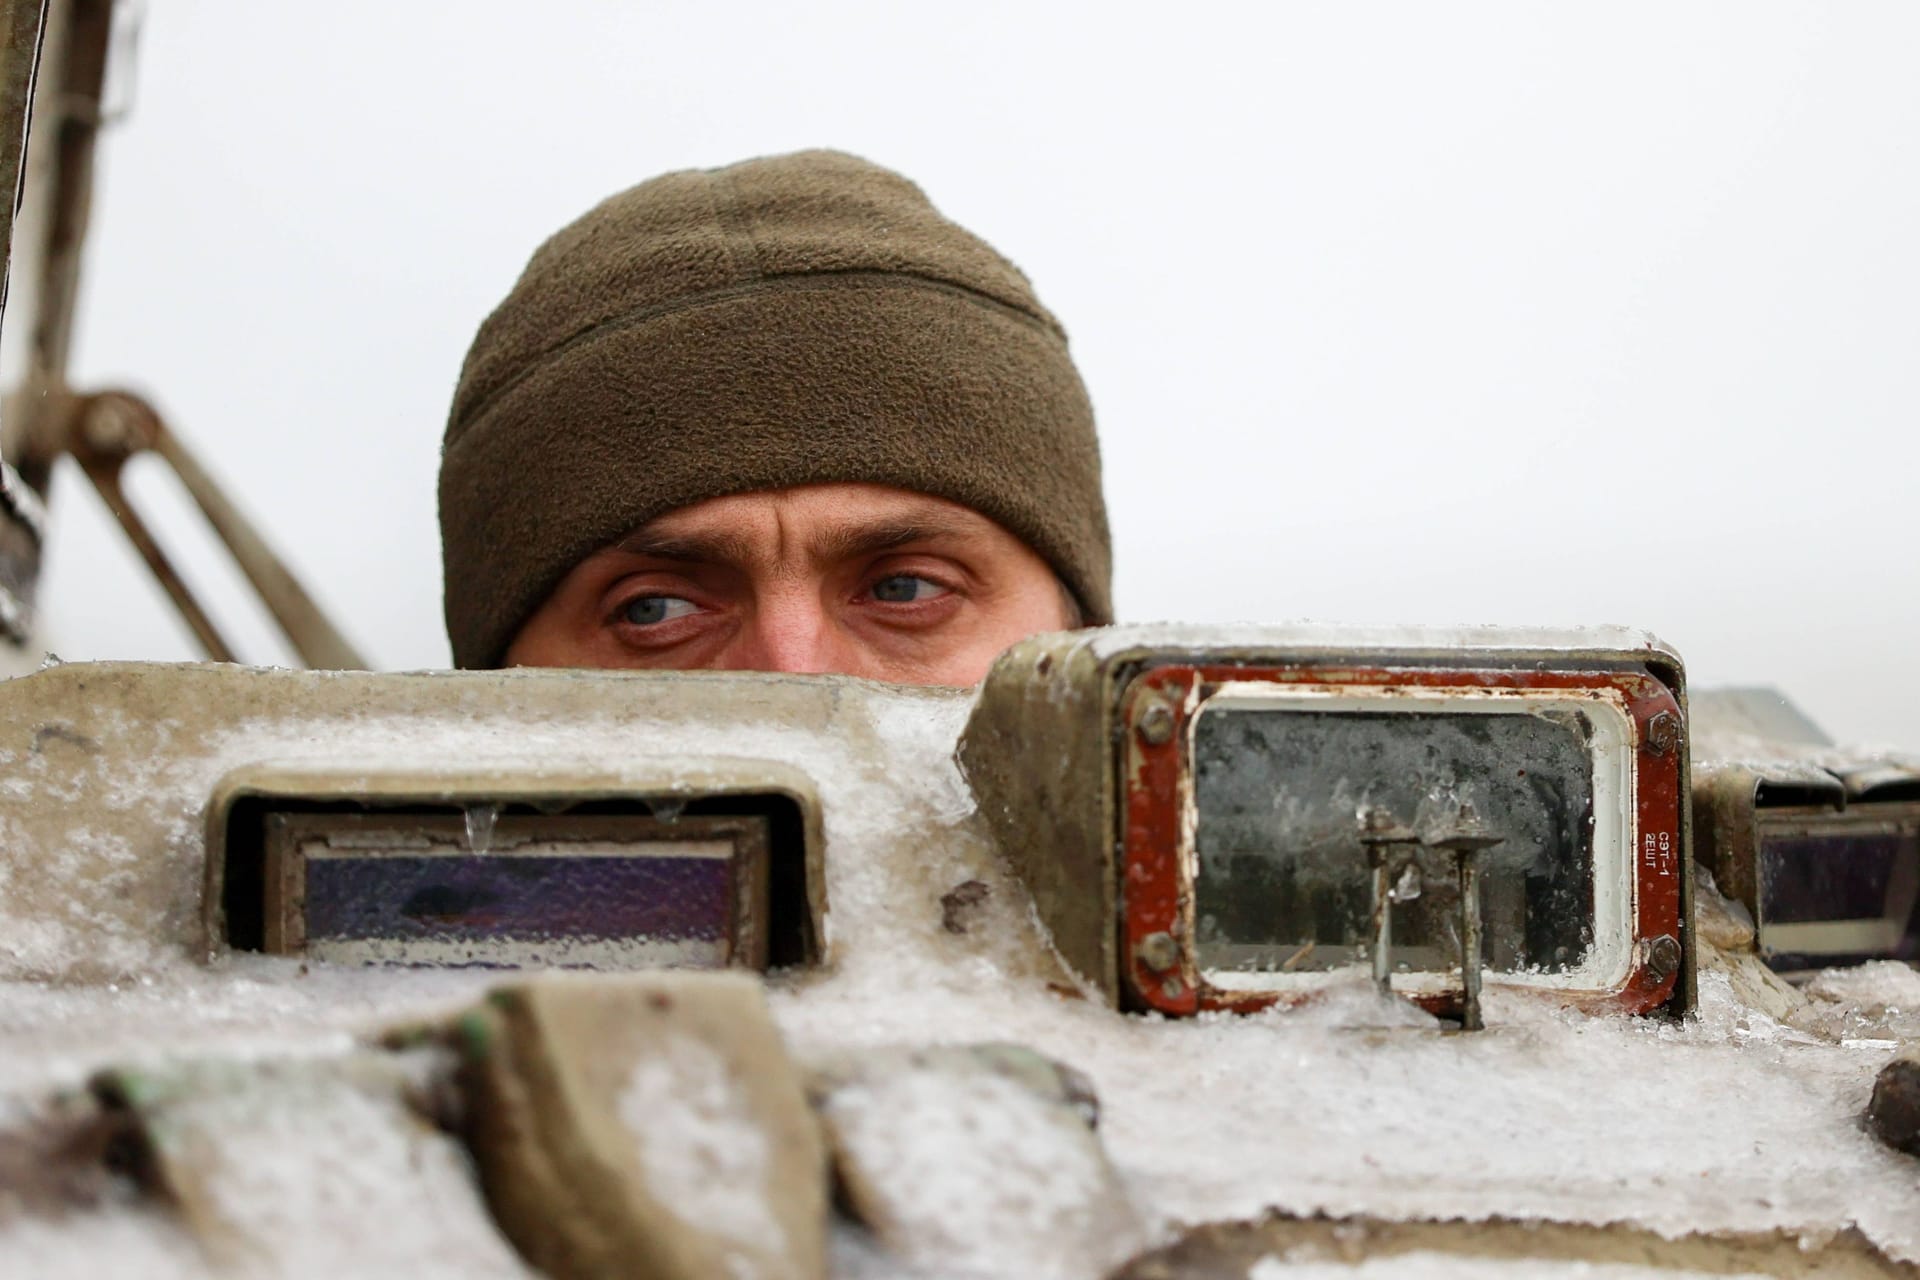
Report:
439,273,1111,669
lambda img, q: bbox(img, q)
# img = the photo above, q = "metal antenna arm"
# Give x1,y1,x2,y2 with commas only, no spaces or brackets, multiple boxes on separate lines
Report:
64,388,368,669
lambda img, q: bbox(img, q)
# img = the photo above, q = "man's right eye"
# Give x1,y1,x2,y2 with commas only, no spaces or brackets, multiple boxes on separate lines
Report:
619,596,699,627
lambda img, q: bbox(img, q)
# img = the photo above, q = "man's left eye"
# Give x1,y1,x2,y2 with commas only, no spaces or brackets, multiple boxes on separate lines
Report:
869,575,947,604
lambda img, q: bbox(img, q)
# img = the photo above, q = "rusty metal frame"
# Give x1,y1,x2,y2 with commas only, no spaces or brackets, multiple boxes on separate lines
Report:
1114,660,1688,1020
959,627,1696,1018
260,810,773,971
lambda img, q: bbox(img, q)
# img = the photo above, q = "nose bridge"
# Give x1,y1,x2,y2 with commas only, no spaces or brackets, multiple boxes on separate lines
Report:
726,580,852,675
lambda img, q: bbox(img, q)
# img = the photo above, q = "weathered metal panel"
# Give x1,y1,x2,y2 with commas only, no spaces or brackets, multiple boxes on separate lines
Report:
957,631,1123,1000
962,624,1695,1017
0,662,890,981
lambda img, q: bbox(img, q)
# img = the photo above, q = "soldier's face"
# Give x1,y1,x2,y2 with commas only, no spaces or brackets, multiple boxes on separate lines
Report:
503,483,1077,685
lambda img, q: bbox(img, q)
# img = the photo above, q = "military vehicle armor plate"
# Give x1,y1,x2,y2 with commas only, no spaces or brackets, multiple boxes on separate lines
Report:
4,3,1920,1277
2,652,1920,1278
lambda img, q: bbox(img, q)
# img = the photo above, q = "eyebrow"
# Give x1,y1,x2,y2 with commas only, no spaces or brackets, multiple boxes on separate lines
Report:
811,515,976,563
614,528,759,564
614,511,980,568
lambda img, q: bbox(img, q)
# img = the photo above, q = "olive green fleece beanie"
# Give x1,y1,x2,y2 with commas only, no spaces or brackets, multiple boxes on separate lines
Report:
439,149,1111,670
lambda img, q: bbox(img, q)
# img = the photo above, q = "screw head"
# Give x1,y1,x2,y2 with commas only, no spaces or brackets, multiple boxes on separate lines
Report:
1646,711,1680,756
1137,702,1175,745
1135,930,1180,973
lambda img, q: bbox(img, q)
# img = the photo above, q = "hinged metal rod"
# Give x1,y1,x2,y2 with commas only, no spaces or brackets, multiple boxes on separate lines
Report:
1429,802,1504,1033
1359,807,1419,1000
1368,845,1393,995
72,427,236,660
1455,849,1484,1031
64,389,368,669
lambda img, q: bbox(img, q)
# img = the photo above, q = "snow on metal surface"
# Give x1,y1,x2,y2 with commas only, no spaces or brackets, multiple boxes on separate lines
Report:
0,1205,212,1279
136,1054,530,1278
1076,621,1678,662
0,962,494,1096
818,1060,1143,1278
776,958,1920,1267
1245,1256,1755,1280
617,1032,790,1276
1,663,1918,1275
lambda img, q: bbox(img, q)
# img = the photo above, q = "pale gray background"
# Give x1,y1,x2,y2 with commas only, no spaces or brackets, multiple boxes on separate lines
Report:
34,1,1920,746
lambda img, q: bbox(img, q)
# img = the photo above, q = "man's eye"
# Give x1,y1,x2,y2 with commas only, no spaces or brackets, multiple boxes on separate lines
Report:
870,575,947,604
619,596,699,627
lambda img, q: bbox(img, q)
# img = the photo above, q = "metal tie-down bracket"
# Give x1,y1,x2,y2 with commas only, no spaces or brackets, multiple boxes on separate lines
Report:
1428,804,1505,1031
1359,808,1420,999
1360,803,1506,1030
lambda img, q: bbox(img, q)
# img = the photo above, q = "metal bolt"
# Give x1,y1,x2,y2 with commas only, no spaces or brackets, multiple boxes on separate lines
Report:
1137,702,1175,745
1645,711,1680,756
1645,933,1683,983
81,400,142,458
1428,802,1505,1033
1135,930,1180,974
1359,807,1420,998
1453,849,1486,1031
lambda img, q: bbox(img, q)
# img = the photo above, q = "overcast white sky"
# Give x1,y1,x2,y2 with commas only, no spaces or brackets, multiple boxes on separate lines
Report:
28,1,1920,747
